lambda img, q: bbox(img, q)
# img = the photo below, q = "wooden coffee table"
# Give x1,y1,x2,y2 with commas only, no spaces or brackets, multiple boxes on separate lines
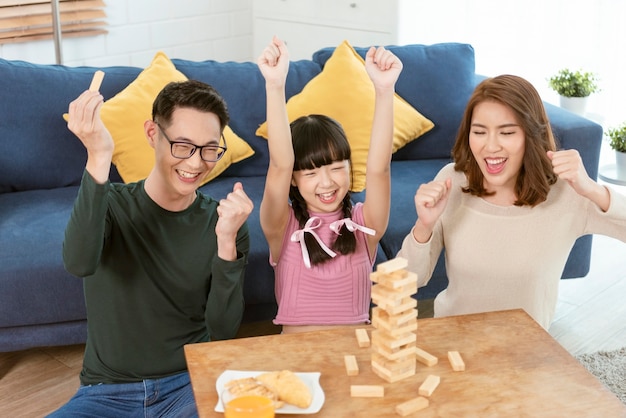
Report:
185,309,625,417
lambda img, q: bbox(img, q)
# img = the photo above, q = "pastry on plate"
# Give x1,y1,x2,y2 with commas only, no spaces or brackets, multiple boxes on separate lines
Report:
256,370,312,409
224,376,284,408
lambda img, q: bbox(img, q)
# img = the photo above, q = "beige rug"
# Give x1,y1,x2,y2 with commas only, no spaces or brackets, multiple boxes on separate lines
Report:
576,347,626,404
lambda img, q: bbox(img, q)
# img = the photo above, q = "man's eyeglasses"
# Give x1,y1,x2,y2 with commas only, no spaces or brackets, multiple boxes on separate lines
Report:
156,122,227,162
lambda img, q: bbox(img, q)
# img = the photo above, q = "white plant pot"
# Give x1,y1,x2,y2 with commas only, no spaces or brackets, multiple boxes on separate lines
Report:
559,96,588,116
615,150,626,180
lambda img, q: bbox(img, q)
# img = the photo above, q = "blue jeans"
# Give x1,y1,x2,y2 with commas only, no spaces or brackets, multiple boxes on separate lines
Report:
46,371,198,418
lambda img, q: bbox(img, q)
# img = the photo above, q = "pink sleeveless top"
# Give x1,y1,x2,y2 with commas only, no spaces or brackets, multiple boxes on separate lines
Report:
271,203,375,326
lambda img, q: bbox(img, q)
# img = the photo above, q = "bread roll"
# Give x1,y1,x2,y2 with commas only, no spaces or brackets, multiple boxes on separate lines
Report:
257,370,312,408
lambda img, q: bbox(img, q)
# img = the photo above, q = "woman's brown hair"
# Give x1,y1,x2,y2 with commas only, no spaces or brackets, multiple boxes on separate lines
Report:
452,75,558,206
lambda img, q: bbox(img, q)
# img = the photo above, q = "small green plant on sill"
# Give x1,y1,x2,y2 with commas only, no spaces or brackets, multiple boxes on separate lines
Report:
548,68,599,98
606,123,626,153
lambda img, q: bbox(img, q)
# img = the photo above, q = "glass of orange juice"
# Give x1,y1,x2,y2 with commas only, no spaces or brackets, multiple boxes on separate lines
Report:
222,391,275,418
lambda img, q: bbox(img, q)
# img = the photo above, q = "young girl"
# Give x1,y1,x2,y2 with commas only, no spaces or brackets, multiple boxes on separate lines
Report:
398,74,626,330
257,37,402,333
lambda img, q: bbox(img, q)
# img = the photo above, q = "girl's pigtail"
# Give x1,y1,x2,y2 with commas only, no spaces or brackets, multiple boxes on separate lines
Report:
332,193,356,255
290,187,335,265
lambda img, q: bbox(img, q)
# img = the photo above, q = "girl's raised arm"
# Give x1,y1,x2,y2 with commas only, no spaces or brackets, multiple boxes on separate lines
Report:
362,47,402,253
257,37,293,262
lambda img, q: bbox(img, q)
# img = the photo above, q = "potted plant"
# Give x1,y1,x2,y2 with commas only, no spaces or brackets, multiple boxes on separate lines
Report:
605,123,626,179
548,68,599,116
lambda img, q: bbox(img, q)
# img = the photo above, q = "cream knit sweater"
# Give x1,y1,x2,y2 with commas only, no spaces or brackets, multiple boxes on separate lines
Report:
398,163,626,329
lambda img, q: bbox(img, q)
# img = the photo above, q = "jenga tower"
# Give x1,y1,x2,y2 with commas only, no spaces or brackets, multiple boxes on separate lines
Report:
370,257,418,383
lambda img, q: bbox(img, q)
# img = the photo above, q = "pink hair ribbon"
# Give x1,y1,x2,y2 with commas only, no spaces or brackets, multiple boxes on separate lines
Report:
290,217,337,269
329,218,375,236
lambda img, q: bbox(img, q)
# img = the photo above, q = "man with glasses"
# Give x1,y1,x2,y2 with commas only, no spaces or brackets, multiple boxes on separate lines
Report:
49,80,253,417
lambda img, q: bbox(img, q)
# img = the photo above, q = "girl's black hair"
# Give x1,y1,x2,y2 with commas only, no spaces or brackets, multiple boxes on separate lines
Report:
289,115,356,265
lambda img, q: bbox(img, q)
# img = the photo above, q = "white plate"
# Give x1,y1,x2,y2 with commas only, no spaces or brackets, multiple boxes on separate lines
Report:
214,370,324,414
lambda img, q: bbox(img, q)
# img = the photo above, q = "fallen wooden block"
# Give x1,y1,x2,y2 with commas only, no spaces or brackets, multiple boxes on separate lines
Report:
350,385,384,398
418,374,440,396
355,328,370,347
415,347,438,367
448,350,465,371
344,355,359,376
395,396,429,416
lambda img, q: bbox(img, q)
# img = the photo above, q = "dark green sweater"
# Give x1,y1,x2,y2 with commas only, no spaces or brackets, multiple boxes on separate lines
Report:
63,172,249,384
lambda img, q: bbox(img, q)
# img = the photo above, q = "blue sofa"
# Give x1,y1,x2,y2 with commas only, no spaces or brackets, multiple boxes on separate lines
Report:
0,43,602,352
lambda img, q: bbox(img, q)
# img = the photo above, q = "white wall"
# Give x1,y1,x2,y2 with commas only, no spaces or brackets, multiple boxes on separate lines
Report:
396,0,626,127
0,0,253,68
1,0,623,127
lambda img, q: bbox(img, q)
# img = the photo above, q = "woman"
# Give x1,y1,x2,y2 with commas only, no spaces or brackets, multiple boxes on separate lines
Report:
398,74,626,329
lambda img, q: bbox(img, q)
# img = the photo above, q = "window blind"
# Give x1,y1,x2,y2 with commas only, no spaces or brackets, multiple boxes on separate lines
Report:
0,0,107,44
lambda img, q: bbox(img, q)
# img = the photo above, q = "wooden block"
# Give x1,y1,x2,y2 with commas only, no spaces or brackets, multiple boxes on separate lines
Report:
415,347,438,367
385,297,417,315
389,269,409,279
371,330,416,350
371,340,416,361
89,70,105,92
448,350,465,371
376,257,408,273
344,355,359,376
370,270,384,283
355,328,370,347
371,288,403,311
372,316,418,338
350,385,384,398
372,307,417,328
372,282,417,302
376,271,418,290
395,396,429,416
387,271,418,290
418,374,440,396
372,295,417,316
387,318,417,337
371,269,406,284
371,353,416,373
372,359,416,383
370,269,417,287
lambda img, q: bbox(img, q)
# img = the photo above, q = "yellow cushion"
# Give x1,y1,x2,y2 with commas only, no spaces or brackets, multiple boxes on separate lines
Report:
97,51,254,184
256,40,434,192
